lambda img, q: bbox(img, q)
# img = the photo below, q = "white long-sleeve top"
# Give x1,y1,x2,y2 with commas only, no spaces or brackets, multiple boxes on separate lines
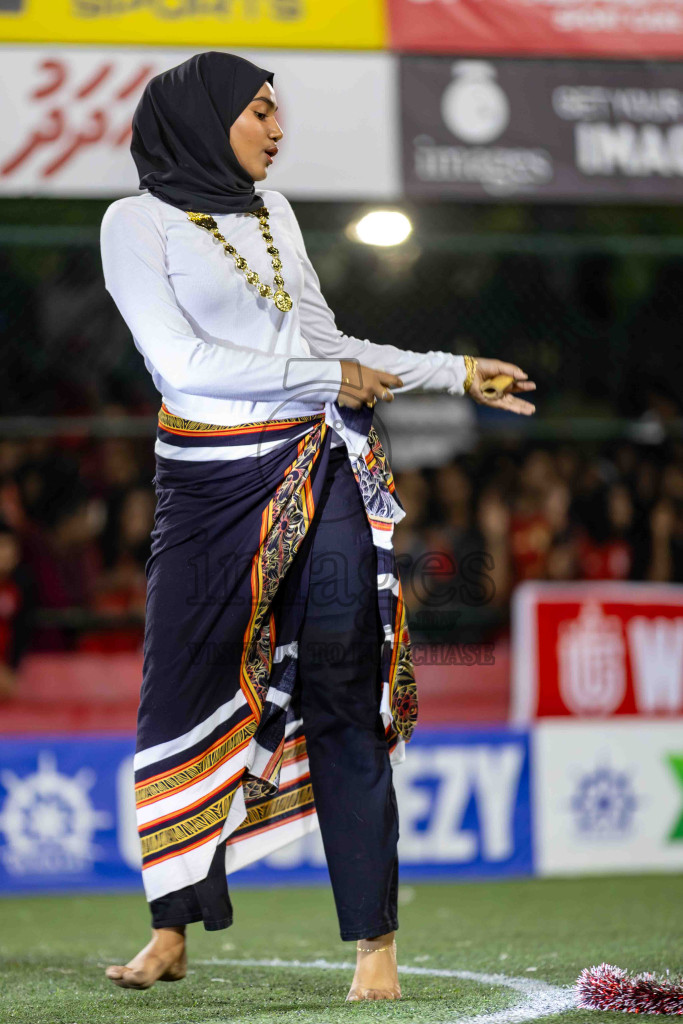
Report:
99,189,467,459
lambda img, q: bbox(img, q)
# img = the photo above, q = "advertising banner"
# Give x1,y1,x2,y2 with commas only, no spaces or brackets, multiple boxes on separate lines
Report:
0,0,385,50
388,0,683,59
511,581,683,721
0,47,399,200
0,736,141,893
400,57,683,202
533,720,683,875
0,728,533,893
241,727,534,884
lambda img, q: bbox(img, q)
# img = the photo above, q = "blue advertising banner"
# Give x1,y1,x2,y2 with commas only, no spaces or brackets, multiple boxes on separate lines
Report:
0,736,140,894
0,728,533,894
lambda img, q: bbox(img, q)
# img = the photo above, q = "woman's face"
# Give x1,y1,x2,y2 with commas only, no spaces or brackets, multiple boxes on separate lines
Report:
230,81,283,182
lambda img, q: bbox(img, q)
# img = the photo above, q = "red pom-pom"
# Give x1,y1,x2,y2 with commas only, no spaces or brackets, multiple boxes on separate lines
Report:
577,964,683,1015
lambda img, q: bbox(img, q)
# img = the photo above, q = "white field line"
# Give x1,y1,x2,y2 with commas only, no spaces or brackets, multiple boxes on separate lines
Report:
195,956,577,1024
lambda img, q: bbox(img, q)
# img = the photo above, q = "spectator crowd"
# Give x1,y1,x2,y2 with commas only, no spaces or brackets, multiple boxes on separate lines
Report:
392,432,683,632
0,418,156,696
0,414,681,696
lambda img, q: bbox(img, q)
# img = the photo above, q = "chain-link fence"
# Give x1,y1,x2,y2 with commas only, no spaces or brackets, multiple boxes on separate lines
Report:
1,197,682,657
3,197,683,418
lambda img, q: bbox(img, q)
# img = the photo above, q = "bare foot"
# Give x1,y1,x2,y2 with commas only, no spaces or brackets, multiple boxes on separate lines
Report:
105,926,187,990
346,932,401,1001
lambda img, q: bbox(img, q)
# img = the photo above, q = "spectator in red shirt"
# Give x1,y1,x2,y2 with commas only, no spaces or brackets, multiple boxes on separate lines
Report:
0,522,35,699
576,483,635,580
22,487,102,650
80,485,155,652
509,449,558,581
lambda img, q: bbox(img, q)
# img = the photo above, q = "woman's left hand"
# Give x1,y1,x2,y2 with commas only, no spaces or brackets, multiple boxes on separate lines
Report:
468,357,537,416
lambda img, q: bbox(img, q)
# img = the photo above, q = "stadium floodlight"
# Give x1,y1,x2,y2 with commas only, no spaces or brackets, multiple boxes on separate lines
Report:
352,210,413,247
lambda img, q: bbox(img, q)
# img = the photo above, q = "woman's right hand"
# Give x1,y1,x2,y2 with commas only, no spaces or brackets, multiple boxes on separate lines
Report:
337,359,404,410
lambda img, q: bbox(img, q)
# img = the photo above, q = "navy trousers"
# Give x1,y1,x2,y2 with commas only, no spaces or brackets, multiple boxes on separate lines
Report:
150,444,400,941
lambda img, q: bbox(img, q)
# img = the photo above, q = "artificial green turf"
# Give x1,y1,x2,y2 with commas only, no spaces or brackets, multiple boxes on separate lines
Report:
1,875,682,1024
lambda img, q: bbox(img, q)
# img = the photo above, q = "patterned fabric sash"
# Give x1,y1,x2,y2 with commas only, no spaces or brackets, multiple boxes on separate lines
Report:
133,400,416,901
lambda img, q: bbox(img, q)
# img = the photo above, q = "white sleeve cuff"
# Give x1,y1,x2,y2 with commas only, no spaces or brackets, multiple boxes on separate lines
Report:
445,355,468,396
282,357,342,405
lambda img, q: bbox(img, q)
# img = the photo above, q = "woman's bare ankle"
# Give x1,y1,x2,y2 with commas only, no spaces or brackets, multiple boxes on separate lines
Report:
152,925,186,942
358,931,395,947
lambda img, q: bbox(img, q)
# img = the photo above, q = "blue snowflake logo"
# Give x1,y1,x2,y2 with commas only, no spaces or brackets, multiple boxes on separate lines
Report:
571,767,637,835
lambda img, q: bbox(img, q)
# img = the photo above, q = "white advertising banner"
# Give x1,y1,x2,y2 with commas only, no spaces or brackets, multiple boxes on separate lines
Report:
0,46,399,200
534,720,683,876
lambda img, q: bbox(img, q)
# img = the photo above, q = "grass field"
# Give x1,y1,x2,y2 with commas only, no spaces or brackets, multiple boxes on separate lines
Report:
2,875,682,1024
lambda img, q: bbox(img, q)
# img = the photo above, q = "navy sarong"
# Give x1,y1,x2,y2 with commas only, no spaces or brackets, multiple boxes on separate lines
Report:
134,401,416,902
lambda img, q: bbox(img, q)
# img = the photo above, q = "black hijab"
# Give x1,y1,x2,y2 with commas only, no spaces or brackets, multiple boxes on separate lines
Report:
131,51,274,215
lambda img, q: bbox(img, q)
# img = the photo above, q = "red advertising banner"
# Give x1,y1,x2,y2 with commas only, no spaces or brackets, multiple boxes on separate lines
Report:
389,0,683,59
511,581,683,719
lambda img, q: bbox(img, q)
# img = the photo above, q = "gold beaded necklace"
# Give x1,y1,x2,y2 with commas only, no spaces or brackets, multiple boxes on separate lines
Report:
186,206,293,313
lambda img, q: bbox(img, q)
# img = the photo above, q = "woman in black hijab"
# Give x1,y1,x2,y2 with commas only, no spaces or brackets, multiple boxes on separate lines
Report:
102,50,536,1003
130,50,273,216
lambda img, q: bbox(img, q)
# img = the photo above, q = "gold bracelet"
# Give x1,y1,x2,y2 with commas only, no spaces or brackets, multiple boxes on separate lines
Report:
357,941,395,953
463,355,478,394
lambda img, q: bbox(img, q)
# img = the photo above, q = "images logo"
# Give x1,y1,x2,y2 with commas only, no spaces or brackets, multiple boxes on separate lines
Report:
411,58,552,196
0,752,111,875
